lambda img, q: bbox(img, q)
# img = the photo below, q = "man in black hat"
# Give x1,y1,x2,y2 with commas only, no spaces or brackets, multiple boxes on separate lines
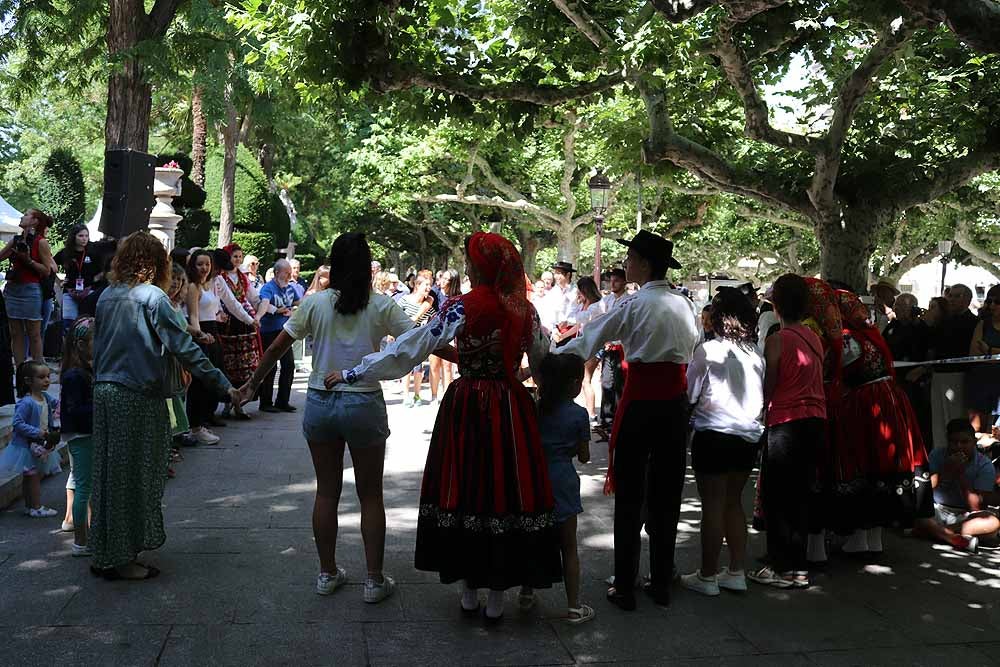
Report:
556,230,700,610
540,260,579,332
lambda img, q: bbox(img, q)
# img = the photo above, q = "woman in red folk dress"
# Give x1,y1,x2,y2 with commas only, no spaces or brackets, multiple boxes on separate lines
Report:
336,232,562,621
828,290,933,554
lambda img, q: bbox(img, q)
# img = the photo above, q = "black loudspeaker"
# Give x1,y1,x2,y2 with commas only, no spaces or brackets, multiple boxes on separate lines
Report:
98,149,156,239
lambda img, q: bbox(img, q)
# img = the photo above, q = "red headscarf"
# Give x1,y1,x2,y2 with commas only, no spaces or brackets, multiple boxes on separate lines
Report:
836,289,897,379
804,277,844,405
464,232,533,377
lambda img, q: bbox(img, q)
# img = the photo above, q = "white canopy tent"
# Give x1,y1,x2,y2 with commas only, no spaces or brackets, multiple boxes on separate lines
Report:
87,201,105,241
0,194,24,241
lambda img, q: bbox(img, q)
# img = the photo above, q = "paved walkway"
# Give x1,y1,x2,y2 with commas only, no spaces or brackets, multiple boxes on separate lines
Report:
2,374,1000,666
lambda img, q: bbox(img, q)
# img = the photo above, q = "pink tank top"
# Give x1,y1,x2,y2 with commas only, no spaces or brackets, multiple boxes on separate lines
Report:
767,324,826,426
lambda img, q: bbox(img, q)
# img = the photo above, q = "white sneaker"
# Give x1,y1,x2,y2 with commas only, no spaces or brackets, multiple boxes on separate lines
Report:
680,570,720,597
61,520,74,532
718,567,748,592
193,428,221,445
412,397,424,407
71,543,92,557
29,506,58,518
363,574,397,604
316,567,347,595
403,396,414,408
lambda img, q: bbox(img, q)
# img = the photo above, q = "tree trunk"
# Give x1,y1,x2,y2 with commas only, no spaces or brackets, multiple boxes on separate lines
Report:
218,98,238,247
516,225,544,278
815,209,885,291
556,224,579,264
105,1,152,151
191,85,207,187
259,142,276,193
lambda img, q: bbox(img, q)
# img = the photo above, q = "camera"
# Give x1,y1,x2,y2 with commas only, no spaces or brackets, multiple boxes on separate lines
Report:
13,235,29,253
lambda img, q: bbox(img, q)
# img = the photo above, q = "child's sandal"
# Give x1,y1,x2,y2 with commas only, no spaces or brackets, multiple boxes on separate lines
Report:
567,604,595,625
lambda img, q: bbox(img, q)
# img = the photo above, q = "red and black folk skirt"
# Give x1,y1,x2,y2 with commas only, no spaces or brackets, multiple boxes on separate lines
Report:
415,374,563,590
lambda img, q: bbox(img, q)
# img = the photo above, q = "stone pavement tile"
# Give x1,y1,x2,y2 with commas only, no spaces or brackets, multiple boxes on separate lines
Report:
716,587,910,654
643,655,814,667
164,506,270,530
552,610,752,663
805,644,995,666
55,554,241,626
160,622,366,667
971,643,1000,666
231,562,406,624
0,555,83,626
162,474,301,509
0,624,169,667
363,620,574,666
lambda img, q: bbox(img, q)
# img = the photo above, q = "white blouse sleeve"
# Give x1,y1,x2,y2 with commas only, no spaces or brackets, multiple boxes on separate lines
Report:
214,276,256,326
345,299,466,384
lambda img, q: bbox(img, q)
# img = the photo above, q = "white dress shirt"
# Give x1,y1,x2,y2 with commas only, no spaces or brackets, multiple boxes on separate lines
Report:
541,283,579,330
557,281,701,364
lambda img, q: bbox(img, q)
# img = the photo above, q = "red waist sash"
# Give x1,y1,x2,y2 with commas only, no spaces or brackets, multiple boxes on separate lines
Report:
605,361,687,494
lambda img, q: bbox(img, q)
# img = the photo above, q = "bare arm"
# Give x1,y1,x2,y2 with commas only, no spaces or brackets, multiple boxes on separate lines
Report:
0,237,15,263
763,331,783,407
186,284,203,334
34,239,53,278
970,321,987,356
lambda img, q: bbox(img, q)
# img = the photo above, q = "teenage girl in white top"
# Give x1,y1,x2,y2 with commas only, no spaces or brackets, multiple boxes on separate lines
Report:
552,276,605,423
184,250,226,444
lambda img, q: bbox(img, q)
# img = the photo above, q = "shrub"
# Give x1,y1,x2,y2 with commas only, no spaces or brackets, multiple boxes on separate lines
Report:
269,193,291,247
158,152,207,210
208,229,276,263
37,148,86,244
204,145,271,232
175,207,212,249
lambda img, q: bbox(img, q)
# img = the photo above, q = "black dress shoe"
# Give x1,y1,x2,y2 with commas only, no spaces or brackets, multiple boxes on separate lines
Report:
643,582,671,608
606,586,637,611
276,404,297,413
259,405,281,413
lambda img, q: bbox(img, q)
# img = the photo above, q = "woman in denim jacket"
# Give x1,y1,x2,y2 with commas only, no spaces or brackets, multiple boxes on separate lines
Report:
89,232,240,581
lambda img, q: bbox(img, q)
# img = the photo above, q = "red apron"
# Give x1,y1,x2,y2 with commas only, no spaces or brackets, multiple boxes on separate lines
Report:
605,360,687,494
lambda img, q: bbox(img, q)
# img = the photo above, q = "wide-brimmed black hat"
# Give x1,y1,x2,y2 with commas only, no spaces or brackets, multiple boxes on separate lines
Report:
616,230,682,269
718,282,757,297
550,261,577,274
603,267,627,280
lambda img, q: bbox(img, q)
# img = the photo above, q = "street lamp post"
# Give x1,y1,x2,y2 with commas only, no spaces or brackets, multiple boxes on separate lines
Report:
938,239,954,296
588,170,611,284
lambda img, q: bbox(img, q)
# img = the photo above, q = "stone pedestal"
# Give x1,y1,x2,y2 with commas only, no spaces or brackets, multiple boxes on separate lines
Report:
148,167,184,252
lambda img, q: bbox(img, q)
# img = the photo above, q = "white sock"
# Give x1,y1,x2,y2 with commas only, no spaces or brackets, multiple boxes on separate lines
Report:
461,583,478,611
486,590,504,618
867,527,884,553
807,531,828,562
843,528,869,553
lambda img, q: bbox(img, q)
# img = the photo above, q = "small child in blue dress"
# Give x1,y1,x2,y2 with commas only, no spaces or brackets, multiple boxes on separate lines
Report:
519,353,594,624
0,360,60,517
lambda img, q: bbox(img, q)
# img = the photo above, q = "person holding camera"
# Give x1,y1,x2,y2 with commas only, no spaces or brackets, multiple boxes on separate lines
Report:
0,209,55,365
54,224,101,334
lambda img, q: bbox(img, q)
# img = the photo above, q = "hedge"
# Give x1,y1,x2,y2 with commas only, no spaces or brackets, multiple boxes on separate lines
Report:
208,229,277,263
175,207,213,249
204,145,271,232
37,148,86,245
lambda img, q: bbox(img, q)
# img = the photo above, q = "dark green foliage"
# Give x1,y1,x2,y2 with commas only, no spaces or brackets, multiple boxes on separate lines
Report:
293,253,319,271
208,229,276,263
175,207,213,249
36,148,86,244
269,193,291,247
204,145,271,232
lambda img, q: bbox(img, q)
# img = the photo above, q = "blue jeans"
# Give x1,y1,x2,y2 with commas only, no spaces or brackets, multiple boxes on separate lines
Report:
302,389,389,447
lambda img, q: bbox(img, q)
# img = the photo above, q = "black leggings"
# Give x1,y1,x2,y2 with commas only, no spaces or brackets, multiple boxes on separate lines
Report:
187,321,223,428
762,417,825,572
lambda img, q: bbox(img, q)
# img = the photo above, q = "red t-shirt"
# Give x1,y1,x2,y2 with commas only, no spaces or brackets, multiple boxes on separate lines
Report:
767,324,826,426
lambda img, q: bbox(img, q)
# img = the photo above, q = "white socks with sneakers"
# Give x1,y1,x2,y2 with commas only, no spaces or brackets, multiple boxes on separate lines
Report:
807,532,828,563
843,528,869,553
461,583,478,611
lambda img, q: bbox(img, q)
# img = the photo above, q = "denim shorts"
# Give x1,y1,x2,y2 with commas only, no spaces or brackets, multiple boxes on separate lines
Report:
302,389,390,448
4,282,42,321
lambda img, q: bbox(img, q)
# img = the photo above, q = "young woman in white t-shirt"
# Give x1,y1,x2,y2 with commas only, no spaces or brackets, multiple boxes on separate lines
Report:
681,287,765,597
241,232,440,604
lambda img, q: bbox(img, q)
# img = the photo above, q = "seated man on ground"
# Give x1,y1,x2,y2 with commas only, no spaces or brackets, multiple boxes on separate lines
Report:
914,419,999,552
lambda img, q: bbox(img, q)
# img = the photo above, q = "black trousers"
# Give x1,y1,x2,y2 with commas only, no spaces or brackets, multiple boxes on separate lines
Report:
761,417,824,572
599,348,624,427
259,330,294,408
613,397,688,596
187,322,223,428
